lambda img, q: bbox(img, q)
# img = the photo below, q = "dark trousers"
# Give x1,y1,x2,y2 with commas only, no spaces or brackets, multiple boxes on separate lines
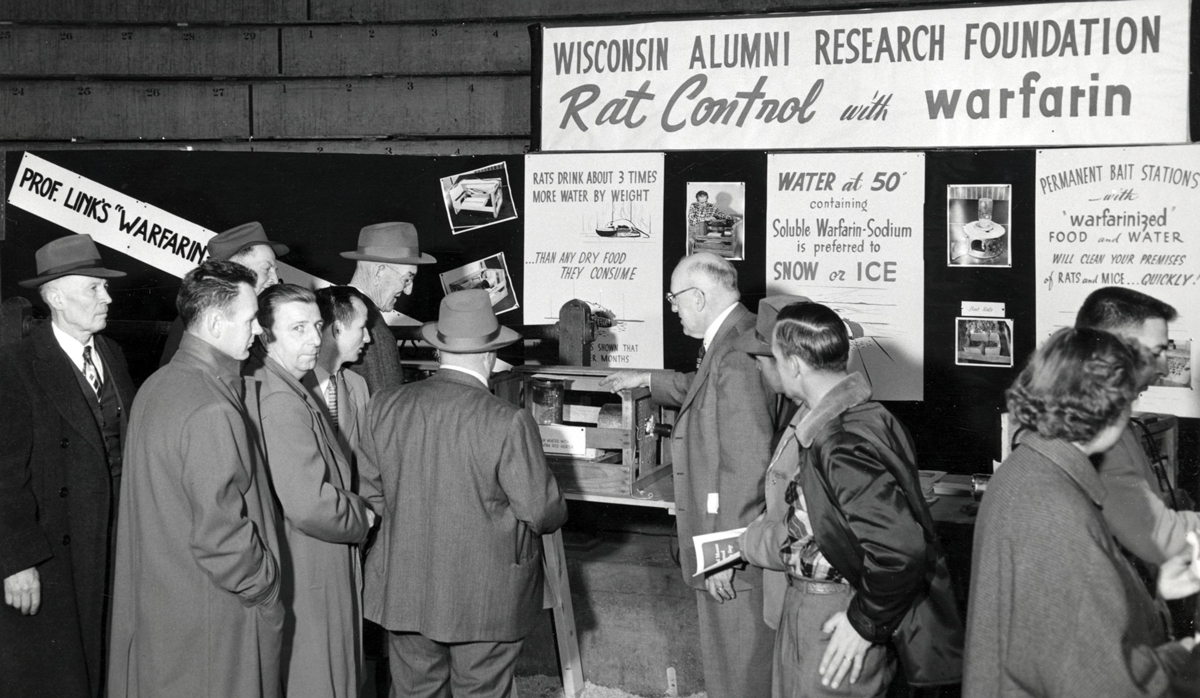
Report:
695,584,776,698
387,631,523,698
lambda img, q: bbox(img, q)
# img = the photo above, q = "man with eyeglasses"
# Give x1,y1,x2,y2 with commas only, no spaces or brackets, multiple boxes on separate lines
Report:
341,222,436,394
600,252,776,698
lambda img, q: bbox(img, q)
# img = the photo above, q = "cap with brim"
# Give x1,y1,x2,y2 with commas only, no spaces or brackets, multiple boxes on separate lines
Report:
19,234,126,288
341,222,436,265
420,289,520,353
207,221,289,262
737,294,812,356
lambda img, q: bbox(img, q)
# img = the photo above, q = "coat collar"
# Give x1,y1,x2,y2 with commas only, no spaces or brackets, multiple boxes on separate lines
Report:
794,372,872,448
1017,431,1108,507
433,366,491,391
175,331,244,381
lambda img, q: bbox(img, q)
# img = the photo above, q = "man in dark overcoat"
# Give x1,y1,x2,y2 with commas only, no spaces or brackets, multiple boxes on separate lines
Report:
359,289,567,698
0,234,134,698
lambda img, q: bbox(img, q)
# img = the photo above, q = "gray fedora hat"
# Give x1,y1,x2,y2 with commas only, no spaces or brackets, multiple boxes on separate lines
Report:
733,294,812,356
207,221,289,262
341,222,436,265
421,289,520,353
19,234,126,288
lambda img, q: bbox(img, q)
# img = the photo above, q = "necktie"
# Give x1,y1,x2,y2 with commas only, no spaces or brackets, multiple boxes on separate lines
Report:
82,345,102,399
696,344,706,369
325,374,339,433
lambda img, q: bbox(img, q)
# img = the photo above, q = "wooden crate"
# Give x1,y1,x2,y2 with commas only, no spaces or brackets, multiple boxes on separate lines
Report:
513,366,672,498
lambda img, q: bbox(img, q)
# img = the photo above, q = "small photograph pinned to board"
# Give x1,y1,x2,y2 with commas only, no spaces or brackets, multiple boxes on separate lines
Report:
686,181,746,260
439,252,519,316
956,317,1014,368
948,184,1011,267
439,162,518,234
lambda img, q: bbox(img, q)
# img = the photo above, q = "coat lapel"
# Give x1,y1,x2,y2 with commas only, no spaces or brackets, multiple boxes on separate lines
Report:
31,323,105,456
94,335,134,433
270,360,352,490
678,304,748,416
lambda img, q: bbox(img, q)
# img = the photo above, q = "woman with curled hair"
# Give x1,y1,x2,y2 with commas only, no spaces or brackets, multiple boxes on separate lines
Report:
964,327,1200,698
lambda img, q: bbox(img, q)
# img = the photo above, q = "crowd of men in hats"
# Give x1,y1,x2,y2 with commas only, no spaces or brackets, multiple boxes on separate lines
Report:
2,227,1199,698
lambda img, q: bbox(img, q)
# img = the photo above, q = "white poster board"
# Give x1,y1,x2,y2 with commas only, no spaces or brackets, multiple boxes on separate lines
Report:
538,0,1190,151
1036,143,1199,416
523,152,665,368
766,152,926,400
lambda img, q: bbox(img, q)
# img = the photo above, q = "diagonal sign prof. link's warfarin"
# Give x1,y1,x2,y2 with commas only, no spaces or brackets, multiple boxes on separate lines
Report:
7,152,322,287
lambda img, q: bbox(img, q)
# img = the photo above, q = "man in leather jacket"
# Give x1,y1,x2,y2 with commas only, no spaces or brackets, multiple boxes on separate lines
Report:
740,301,960,696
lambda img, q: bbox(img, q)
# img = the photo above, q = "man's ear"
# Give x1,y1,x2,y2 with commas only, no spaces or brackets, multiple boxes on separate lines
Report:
206,308,224,338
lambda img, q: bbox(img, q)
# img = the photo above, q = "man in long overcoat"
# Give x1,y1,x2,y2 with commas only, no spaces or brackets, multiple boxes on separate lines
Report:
250,284,375,698
107,260,285,698
0,234,134,698
601,252,776,698
359,289,567,697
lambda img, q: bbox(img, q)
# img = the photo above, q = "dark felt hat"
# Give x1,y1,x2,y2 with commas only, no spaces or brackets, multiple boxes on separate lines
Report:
19,234,126,288
734,294,812,356
421,289,520,353
207,221,289,262
340,222,436,265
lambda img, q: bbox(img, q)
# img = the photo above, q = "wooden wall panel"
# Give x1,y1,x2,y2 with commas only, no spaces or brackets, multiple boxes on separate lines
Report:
0,0,306,23
0,82,250,140
0,139,529,155
253,77,529,138
0,26,278,77
310,0,936,22
281,23,528,76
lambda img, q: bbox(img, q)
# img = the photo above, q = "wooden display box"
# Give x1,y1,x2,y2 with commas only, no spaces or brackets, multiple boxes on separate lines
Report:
510,366,673,497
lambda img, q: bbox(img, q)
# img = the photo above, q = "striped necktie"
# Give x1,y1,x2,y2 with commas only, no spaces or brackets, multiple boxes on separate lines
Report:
82,345,102,399
325,374,339,433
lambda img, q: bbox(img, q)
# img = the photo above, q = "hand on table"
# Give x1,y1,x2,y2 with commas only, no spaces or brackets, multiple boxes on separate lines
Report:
599,371,651,394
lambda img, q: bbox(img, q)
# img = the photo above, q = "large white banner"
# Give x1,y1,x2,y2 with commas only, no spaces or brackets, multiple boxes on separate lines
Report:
8,152,320,287
539,0,1189,151
523,152,665,368
766,152,926,400
1036,144,1199,417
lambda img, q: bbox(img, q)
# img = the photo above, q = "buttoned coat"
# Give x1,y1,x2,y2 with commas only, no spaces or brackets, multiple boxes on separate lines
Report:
0,321,134,698
253,355,372,698
358,368,567,642
107,334,284,698
649,303,774,590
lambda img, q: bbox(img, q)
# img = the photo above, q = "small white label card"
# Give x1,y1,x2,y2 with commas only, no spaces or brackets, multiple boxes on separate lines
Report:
961,301,1006,318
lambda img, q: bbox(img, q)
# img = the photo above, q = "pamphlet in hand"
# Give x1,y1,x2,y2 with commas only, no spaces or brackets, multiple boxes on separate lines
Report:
692,528,747,577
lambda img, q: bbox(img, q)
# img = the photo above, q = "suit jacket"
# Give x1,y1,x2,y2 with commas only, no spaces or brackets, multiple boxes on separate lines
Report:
359,368,567,642
1097,426,1200,565
0,321,134,698
108,333,284,698
649,303,774,590
348,299,404,395
253,356,371,698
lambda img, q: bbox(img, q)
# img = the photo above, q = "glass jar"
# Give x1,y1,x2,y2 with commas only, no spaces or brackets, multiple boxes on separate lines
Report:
529,378,566,425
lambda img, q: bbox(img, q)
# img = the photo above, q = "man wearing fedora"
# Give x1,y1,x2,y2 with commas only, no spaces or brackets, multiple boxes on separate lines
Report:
358,289,566,698
158,221,289,366
0,234,135,698
342,221,435,394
